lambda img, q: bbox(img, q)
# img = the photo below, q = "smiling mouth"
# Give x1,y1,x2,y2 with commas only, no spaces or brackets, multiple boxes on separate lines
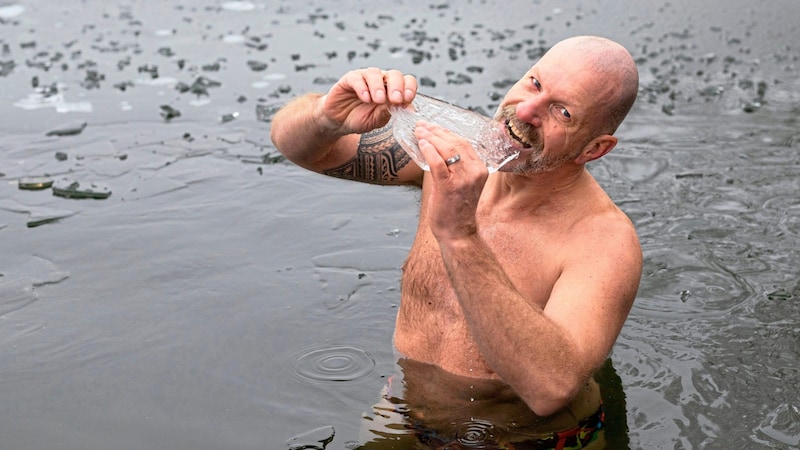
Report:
505,119,533,148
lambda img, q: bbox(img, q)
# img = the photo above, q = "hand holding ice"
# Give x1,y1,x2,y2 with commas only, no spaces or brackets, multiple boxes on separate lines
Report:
388,93,520,173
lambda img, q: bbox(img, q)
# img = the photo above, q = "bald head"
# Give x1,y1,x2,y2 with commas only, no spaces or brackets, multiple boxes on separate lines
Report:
547,36,639,135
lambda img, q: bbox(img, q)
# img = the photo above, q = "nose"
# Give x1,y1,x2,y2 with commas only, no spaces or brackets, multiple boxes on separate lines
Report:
514,96,545,128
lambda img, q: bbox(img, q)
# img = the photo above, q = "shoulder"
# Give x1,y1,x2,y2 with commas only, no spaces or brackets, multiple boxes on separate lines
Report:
543,200,642,311
550,205,643,325
571,205,642,271
544,205,641,367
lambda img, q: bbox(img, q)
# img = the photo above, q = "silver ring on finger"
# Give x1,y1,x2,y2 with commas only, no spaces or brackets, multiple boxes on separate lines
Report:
445,154,461,166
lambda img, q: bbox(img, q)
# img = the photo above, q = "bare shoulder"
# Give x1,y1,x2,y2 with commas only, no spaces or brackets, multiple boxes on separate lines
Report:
571,205,642,272
543,205,642,370
555,205,642,294
325,123,424,186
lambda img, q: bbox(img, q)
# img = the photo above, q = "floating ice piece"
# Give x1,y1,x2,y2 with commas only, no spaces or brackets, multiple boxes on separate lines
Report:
286,425,335,450
18,176,54,190
0,256,69,316
52,179,112,199
26,206,79,227
14,92,92,113
755,403,800,447
221,1,256,12
45,122,87,137
222,34,246,44
0,4,24,19
0,199,78,227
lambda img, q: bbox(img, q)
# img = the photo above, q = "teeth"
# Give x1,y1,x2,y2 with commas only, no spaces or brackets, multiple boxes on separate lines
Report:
506,120,533,148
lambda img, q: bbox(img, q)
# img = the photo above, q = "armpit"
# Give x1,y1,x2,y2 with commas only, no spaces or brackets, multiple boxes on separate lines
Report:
324,124,413,184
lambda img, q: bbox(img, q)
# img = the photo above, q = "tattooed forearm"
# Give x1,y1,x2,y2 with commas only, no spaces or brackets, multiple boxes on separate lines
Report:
324,124,413,184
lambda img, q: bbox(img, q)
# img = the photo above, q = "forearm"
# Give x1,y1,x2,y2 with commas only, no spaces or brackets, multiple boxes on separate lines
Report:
439,235,591,416
270,93,346,169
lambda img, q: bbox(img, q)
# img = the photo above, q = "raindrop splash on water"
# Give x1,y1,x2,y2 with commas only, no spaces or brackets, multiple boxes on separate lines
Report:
291,345,376,384
454,419,498,448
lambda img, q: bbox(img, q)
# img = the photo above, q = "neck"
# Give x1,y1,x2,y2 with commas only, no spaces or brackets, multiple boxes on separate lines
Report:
486,163,591,211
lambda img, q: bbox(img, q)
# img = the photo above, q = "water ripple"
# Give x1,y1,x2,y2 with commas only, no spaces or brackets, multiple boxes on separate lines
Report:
454,419,499,448
291,345,376,384
637,242,754,318
605,153,669,184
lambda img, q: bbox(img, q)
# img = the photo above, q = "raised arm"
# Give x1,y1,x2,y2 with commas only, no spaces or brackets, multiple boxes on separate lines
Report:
270,68,424,185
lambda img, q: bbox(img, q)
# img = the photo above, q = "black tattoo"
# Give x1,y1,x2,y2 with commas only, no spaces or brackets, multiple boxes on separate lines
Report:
325,124,412,183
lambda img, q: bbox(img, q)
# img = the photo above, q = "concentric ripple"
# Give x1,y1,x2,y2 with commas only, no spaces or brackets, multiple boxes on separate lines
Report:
291,345,376,384
454,419,498,448
636,242,754,318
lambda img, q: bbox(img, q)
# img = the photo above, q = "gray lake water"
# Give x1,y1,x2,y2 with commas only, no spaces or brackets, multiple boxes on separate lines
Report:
1,0,799,449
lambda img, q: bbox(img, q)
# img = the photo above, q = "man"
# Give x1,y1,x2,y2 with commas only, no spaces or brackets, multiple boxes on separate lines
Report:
271,35,641,447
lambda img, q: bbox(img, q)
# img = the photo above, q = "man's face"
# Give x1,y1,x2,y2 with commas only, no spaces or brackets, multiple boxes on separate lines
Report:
494,46,607,173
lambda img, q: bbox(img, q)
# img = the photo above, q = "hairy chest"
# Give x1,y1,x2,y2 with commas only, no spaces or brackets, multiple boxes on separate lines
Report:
400,217,562,316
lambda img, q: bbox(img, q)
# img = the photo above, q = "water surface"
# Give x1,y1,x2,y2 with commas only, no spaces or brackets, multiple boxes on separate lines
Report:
1,0,799,448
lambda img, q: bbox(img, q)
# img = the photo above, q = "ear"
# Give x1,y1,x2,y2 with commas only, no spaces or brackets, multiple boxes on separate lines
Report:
575,135,617,164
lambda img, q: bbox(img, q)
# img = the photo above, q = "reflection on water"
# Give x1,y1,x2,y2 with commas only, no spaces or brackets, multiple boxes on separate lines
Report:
1,0,799,449
352,358,617,449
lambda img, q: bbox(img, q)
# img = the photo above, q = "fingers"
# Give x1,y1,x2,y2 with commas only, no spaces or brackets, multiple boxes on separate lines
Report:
342,68,417,105
384,70,418,104
415,122,479,169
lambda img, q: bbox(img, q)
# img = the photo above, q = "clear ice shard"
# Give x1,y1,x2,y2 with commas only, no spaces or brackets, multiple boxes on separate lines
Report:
388,93,520,173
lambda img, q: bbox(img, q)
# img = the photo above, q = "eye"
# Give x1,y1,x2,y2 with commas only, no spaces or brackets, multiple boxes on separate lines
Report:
550,104,572,122
530,76,541,90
